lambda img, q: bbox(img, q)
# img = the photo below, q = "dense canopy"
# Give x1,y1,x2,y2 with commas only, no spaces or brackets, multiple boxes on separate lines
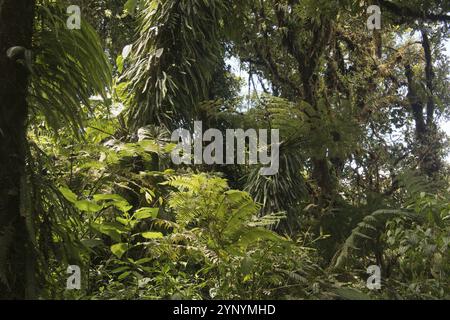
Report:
0,0,449,300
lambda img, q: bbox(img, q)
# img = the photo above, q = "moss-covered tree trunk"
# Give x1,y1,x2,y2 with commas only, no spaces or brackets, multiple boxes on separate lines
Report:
0,0,35,299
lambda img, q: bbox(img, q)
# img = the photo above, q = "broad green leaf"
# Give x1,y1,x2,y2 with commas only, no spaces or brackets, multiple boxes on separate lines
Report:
81,239,104,248
135,258,153,265
74,200,102,213
111,243,128,259
124,0,138,15
116,55,124,73
116,217,129,226
118,271,132,280
93,194,126,201
91,222,126,242
93,194,127,202
134,208,159,220
59,187,78,203
93,194,132,213
111,266,130,274
141,232,163,239
112,201,133,214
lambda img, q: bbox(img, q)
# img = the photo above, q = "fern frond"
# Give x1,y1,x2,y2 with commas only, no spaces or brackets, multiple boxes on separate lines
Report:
334,209,422,268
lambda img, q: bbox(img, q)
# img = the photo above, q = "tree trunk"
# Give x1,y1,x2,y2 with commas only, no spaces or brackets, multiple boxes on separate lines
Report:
404,30,442,178
0,0,35,299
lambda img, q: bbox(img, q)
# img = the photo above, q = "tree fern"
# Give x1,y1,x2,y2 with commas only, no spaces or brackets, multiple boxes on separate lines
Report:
245,96,308,214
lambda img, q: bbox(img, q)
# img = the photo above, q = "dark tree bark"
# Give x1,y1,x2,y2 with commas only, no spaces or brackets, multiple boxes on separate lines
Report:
421,30,435,126
273,2,336,201
0,0,35,299
405,64,426,136
404,30,442,177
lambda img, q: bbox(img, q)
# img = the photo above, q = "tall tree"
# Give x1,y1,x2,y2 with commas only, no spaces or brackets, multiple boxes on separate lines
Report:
0,0,36,299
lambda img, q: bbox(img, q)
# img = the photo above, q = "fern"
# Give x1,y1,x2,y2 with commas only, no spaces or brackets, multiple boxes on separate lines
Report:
334,209,422,268
166,174,285,261
396,170,440,202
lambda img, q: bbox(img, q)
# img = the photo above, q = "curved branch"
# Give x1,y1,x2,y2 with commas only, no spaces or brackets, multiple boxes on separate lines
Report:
379,0,450,23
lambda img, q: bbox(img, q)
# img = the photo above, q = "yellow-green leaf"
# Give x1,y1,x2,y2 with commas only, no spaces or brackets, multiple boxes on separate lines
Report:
111,243,128,259
141,232,163,239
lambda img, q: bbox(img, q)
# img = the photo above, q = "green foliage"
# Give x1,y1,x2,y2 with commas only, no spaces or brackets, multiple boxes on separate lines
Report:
334,209,421,268
124,0,230,128
2,0,449,300
31,1,112,134
166,174,285,255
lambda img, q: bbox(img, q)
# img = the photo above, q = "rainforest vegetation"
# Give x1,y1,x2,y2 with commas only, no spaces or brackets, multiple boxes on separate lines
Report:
0,0,449,300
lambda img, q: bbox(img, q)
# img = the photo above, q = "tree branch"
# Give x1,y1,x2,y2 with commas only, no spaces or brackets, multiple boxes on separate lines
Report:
379,0,450,23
